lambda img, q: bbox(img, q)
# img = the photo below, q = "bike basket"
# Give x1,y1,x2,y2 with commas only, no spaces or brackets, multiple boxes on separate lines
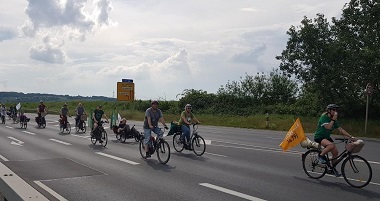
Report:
81,114,87,121
346,139,365,153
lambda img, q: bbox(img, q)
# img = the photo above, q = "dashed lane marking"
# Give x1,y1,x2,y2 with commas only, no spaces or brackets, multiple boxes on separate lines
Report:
95,152,140,165
22,131,36,135
199,183,266,201
49,139,72,146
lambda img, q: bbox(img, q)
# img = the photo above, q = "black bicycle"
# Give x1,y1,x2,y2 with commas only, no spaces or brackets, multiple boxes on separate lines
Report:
19,115,30,129
91,120,108,147
1,114,5,124
172,123,206,156
35,112,46,128
139,127,170,164
75,114,87,133
59,117,71,134
302,137,372,188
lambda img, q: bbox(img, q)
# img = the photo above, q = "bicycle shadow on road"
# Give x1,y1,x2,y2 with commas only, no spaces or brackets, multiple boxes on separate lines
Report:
171,152,209,162
143,159,176,172
293,176,380,199
88,144,108,151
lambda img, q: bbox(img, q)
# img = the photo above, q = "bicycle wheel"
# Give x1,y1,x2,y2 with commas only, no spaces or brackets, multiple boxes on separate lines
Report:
90,130,97,145
100,130,108,147
25,122,28,129
116,133,121,141
76,123,80,132
139,138,147,159
67,123,71,134
341,155,372,188
20,120,23,128
60,124,64,133
121,132,127,143
172,133,184,152
157,140,170,164
192,135,206,156
83,122,86,133
302,149,327,179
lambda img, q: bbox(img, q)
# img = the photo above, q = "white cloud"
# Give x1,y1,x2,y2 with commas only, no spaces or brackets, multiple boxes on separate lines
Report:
0,0,348,100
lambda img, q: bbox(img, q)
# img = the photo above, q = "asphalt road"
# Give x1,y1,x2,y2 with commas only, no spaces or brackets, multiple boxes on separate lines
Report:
0,114,379,201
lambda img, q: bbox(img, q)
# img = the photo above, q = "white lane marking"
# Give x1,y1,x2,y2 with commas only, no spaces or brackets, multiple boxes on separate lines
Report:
199,183,266,201
95,152,139,165
71,134,91,139
49,139,72,146
22,131,36,135
211,144,302,155
0,154,9,161
34,181,68,201
5,126,14,129
368,160,380,165
204,152,227,157
205,140,212,145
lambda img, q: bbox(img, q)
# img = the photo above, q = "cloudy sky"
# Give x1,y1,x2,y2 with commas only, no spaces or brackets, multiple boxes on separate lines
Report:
0,0,348,100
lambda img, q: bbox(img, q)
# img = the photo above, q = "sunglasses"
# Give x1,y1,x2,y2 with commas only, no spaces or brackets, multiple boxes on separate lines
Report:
186,107,192,109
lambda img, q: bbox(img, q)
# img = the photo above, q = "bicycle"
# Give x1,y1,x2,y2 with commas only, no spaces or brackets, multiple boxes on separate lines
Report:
1,114,5,124
91,120,108,147
115,125,140,143
172,123,206,156
59,116,71,134
139,127,170,164
301,137,372,188
19,115,30,129
35,112,46,128
75,114,87,133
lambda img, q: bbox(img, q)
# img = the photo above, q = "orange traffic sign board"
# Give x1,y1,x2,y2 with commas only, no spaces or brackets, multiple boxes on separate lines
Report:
117,82,135,101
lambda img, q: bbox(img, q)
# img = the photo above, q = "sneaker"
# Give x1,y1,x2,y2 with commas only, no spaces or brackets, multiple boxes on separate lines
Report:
99,140,103,143
327,168,341,177
318,155,327,164
145,152,151,158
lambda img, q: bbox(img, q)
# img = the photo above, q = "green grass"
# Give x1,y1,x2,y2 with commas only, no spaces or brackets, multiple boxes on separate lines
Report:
16,101,380,139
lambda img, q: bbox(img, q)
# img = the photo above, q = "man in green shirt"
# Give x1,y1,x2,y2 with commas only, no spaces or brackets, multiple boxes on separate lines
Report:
92,105,109,142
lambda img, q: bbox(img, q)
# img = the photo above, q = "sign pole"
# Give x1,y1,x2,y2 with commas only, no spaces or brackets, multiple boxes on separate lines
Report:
365,93,369,135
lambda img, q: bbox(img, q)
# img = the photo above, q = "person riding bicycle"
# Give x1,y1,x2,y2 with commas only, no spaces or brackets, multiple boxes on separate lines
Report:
178,104,201,150
0,104,6,122
117,118,131,134
143,100,169,158
60,103,70,130
314,104,354,177
9,104,17,119
75,103,86,127
93,105,109,143
37,100,47,124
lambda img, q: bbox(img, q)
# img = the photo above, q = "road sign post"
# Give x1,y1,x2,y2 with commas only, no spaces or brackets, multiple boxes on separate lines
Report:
364,83,374,135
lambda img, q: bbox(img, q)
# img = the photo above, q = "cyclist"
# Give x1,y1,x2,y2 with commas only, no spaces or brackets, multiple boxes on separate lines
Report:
37,100,47,125
0,104,6,123
9,104,17,119
314,104,354,177
143,100,168,157
92,105,109,143
178,104,201,150
60,103,70,130
117,118,130,134
75,103,86,126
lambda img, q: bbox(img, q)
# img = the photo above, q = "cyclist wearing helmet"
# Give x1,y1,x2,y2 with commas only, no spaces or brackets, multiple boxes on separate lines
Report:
143,100,168,157
37,100,47,125
314,104,353,177
60,103,70,130
178,104,201,150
